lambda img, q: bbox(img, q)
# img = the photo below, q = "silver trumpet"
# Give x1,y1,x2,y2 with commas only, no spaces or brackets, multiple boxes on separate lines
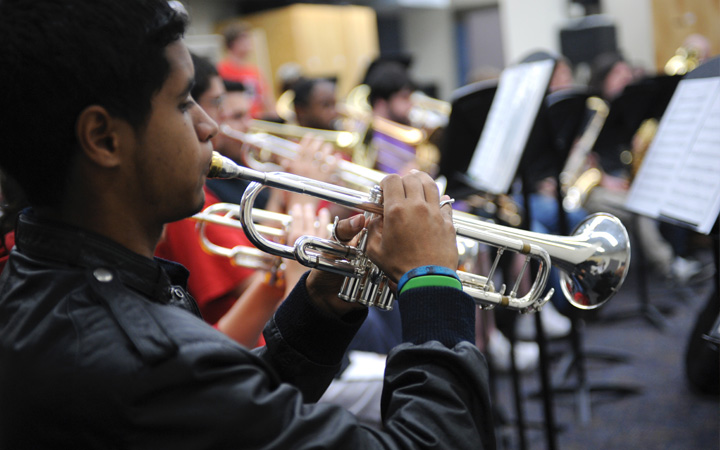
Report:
192,202,289,272
221,123,448,194
207,152,631,312
192,202,483,292
221,124,386,192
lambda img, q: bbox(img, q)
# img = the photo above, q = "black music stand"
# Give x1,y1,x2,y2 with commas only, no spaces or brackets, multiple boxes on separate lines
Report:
520,87,642,426
497,84,593,449
439,79,497,199
592,74,681,176
626,55,720,233
593,74,684,327
520,88,592,430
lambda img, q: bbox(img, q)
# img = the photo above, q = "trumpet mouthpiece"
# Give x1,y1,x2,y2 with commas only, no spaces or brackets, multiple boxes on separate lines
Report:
208,152,226,178
208,152,242,179
207,151,268,185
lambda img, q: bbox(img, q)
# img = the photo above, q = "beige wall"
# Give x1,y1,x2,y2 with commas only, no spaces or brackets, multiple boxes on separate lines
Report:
649,0,720,71
180,2,379,100
183,0,236,35
179,0,661,99
498,0,568,65
601,0,654,71
400,8,457,100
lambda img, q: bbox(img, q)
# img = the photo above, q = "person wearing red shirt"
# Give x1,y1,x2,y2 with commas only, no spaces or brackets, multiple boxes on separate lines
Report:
217,22,275,119
155,186,256,324
0,173,26,273
155,53,336,348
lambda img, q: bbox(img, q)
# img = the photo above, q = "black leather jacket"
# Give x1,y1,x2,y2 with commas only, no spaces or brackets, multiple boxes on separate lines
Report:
0,212,495,449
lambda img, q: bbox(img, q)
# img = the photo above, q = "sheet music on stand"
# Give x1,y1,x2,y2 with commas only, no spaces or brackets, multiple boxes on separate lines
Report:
625,75,720,234
465,59,555,194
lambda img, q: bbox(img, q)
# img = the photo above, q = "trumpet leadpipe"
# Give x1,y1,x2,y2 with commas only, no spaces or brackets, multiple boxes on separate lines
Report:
209,151,384,215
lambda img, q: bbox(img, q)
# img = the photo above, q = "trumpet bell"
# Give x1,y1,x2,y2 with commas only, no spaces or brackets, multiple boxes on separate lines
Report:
556,213,631,309
452,210,630,311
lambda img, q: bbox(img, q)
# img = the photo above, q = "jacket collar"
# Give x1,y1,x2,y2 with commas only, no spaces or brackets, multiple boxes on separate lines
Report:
14,210,190,303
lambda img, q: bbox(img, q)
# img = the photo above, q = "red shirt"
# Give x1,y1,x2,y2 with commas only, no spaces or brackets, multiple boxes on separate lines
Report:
0,231,15,274
155,187,256,324
217,59,268,118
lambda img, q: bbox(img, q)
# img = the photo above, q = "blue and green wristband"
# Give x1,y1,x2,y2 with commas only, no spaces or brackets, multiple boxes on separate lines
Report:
397,265,462,295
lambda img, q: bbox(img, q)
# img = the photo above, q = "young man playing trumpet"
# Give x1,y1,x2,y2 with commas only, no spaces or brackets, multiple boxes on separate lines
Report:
293,77,341,131
0,1,496,448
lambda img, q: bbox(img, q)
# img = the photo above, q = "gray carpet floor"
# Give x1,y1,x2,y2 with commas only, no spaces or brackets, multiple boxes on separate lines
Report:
490,246,719,450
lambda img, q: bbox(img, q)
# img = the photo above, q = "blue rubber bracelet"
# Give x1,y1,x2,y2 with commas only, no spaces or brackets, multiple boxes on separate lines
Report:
397,265,460,293
399,275,463,295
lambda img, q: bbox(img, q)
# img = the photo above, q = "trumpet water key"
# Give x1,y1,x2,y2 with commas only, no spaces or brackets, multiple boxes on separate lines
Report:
207,152,631,312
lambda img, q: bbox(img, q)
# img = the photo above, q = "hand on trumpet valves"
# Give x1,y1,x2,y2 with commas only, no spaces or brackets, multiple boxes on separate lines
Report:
306,212,369,317
365,170,458,283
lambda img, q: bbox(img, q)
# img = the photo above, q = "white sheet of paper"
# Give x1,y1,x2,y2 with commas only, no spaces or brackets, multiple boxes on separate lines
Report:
625,77,720,234
465,59,555,194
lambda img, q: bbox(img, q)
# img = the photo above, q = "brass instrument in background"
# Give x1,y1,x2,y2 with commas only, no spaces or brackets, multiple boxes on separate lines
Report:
275,89,297,123
344,84,451,134
615,46,698,182
463,192,523,228
208,152,631,312
269,88,377,165
274,88,370,146
369,115,427,147
221,124,385,192
624,118,658,182
664,46,700,76
249,119,362,158
560,96,610,212
409,90,452,133
273,87,432,170
221,124,449,195
342,84,442,174
193,202,287,272
193,202,332,285
193,201,483,288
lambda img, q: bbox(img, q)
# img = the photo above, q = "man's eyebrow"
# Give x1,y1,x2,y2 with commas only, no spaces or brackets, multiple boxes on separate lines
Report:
179,77,195,99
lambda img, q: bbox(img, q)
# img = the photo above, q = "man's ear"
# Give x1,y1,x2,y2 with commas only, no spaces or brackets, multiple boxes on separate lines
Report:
75,105,125,168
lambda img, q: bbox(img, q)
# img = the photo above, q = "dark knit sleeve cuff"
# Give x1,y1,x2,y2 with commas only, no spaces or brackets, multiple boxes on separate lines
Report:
271,271,368,365
398,286,476,348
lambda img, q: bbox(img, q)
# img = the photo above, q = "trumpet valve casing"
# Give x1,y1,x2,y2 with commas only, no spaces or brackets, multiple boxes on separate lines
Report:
337,186,396,310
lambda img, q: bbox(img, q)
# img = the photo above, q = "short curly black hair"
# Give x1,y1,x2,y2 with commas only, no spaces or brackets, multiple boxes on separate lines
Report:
191,53,220,101
365,62,415,107
588,52,626,97
0,0,188,207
